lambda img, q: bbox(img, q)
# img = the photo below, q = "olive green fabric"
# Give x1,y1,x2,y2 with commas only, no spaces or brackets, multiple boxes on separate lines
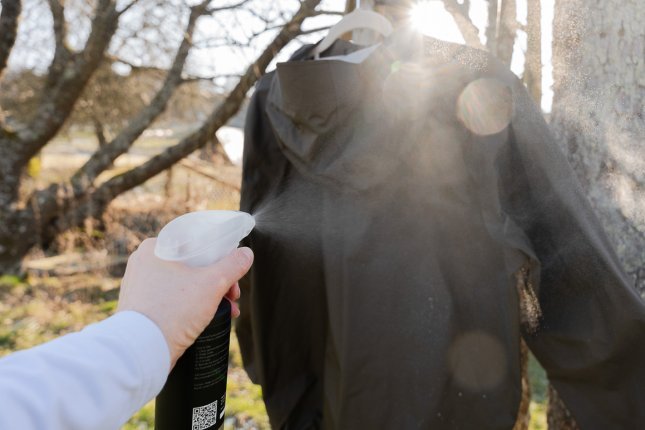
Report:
238,29,645,430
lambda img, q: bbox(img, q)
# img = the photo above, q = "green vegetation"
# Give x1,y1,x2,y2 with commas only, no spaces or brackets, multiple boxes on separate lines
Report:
529,401,548,430
0,274,25,289
123,401,155,430
529,353,548,403
224,331,271,430
0,270,550,429
528,353,549,429
0,158,548,427
0,272,268,429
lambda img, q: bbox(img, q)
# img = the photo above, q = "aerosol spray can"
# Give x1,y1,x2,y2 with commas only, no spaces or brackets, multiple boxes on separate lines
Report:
153,210,255,430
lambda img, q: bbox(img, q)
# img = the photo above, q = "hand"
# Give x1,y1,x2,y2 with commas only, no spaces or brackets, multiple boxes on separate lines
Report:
116,238,254,368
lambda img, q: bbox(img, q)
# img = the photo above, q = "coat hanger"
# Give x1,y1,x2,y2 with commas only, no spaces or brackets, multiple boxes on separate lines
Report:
311,6,393,59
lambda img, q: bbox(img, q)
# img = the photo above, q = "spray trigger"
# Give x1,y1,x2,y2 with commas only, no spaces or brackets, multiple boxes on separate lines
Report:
154,210,255,267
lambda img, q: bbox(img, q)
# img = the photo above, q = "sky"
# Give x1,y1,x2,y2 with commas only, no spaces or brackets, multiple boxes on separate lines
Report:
6,0,555,111
190,0,556,111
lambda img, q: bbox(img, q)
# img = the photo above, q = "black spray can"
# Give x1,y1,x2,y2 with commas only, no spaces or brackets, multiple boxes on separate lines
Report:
152,210,255,430
155,299,231,430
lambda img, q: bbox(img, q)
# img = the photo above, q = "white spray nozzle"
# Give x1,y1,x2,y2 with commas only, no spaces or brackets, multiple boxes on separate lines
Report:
154,210,255,267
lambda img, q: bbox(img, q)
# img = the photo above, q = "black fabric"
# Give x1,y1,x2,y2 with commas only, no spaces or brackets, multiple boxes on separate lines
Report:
238,29,645,429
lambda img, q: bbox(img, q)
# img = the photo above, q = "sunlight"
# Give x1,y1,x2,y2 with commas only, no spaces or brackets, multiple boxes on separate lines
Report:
409,1,465,44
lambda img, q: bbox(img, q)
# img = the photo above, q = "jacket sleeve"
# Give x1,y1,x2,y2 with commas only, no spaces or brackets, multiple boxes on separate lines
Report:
0,311,170,430
237,74,281,385
498,78,645,428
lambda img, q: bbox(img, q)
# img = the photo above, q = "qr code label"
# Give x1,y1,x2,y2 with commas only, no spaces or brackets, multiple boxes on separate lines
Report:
192,400,218,430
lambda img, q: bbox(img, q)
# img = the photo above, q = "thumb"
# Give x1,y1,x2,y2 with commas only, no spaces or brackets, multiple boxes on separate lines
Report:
200,247,254,297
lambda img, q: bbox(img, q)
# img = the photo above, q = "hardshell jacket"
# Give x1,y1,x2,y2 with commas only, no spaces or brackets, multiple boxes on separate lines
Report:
237,29,645,430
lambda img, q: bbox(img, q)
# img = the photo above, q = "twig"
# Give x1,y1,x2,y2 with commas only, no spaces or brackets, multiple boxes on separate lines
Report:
206,0,251,15
299,25,331,35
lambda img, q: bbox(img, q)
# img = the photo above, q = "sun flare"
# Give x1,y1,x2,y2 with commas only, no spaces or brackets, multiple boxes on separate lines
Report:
409,1,466,44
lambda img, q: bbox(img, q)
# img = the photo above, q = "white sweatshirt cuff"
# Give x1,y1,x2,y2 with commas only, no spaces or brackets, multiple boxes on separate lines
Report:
87,311,171,402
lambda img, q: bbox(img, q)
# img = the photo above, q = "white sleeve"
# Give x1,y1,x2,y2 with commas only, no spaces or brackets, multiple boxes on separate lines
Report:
0,311,171,430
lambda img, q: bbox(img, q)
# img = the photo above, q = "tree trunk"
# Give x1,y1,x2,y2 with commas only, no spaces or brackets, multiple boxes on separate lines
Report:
497,0,517,65
548,385,579,430
18,0,120,161
0,0,323,275
518,14,541,426
0,133,25,207
512,339,531,430
486,0,498,53
549,0,644,426
0,0,122,269
523,0,541,103
0,0,24,210
0,0,21,78
443,0,486,49
551,0,644,294
0,205,40,274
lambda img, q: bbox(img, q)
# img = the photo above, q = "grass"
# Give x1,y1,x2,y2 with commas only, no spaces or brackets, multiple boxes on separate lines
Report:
0,270,269,430
529,401,548,430
528,353,549,429
1,240,550,430
529,353,548,403
4,146,550,428
0,268,549,430
3,130,270,428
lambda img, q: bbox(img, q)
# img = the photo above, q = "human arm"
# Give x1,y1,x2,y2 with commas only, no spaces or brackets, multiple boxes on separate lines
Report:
0,240,253,430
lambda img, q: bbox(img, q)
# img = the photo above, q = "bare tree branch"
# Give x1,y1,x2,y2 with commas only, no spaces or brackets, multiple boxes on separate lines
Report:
443,0,485,49
206,0,251,15
0,0,21,79
16,0,121,161
42,0,211,204
195,5,323,50
453,0,470,17
0,0,328,271
117,0,142,16
180,73,244,84
194,38,247,49
92,117,108,148
311,9,344,16
43,0,72,90
299,25,331,35
57,0,324,227
244,7,273,26
107,54,166,73
47,0,66,51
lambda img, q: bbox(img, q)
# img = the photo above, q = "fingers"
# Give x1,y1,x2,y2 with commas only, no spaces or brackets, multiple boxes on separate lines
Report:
202,247,254,296
227,298,240,318
225,283,241,301
137,237,157,253
225,283,241,318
